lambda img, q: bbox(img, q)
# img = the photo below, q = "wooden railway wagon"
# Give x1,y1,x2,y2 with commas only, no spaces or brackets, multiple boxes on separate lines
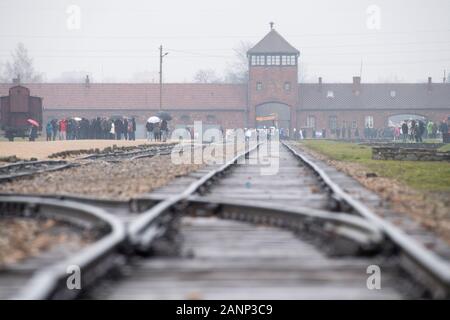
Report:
0,85,43,141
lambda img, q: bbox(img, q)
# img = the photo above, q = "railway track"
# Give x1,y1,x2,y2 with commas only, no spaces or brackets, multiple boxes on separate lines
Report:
0,160,75,183
0,195,126,299
1,141,449,299
0,143,178,184
92,141,450,299
79,144,176,162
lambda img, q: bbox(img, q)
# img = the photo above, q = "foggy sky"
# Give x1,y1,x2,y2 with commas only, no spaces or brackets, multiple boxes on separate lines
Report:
0,0,450,83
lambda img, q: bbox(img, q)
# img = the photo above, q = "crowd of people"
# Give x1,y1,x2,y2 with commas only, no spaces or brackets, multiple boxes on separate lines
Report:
45,117,137,141
397,119,449,142
288,119,449,143
34,116,450,144
145,119,169,142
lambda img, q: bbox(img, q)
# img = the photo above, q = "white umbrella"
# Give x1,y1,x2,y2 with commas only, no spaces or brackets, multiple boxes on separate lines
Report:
147,116,161,124
73,117,82,121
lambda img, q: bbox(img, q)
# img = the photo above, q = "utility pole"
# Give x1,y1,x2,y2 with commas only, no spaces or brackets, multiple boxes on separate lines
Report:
359,59,363,79
159,45,169,110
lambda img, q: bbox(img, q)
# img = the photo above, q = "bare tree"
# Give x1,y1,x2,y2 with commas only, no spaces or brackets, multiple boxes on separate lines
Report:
0,61,5,82
193,68,222,83
224,41,253,83
2,43,43,83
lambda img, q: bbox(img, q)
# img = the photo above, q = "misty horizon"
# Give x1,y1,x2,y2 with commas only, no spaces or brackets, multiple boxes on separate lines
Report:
1,0,450,84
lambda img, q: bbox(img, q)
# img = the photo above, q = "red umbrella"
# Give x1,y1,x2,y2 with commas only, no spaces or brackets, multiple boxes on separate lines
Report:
27,119,39,127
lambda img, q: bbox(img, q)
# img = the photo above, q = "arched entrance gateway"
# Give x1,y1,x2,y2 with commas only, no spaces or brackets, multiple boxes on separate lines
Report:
255,102,290,130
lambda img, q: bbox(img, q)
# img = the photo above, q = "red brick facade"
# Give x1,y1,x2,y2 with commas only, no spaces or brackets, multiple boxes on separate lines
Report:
248,65,298,132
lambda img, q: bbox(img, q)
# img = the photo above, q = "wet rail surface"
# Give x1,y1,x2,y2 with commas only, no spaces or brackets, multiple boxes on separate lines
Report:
2,142,449,299
93,144,413,300
0,160,75,183
79,144,176,162
97,216,405,299
0,196,126,299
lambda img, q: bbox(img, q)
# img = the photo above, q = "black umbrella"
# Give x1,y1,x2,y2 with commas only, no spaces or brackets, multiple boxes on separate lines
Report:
156,111,172,121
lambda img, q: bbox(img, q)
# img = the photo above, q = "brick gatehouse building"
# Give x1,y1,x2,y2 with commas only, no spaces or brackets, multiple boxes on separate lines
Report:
1,26,450,138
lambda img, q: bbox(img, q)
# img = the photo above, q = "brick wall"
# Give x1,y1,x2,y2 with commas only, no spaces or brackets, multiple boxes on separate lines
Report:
248,65,299,132
297,109,450,132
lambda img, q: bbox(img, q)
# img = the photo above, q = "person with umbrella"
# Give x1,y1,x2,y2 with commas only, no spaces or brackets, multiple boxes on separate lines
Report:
156,112,171,142
147,116,160,141
27,119,39,141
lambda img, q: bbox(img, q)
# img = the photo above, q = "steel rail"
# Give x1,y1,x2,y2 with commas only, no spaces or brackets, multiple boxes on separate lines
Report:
185,196,384,255
283,141,450,299
128,142,260,251
0,195,127,300
0,160,76,183
78,144,176,161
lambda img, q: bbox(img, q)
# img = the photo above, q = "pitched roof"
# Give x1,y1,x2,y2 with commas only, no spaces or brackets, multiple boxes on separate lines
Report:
0,83,248,110
299,83,450,110
247,29,300,55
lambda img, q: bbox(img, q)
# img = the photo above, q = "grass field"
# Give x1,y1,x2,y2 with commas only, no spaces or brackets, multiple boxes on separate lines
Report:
301,140,450,193
439,144,450,152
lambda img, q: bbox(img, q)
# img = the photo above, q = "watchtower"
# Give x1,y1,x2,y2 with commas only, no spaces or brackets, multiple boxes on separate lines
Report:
247,23,300,134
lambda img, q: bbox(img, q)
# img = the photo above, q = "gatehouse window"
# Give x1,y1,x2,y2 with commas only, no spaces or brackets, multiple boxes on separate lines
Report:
281,55,296,65
256,82,263,91
206,114,216,122
289,55,296,65
266,55,281,66
390,90,396,98
273,55,280,65
306,115,316,128
327,90,334,98
365,116,374,128
352,120,357,129
329,116,337,130
251,55,265,66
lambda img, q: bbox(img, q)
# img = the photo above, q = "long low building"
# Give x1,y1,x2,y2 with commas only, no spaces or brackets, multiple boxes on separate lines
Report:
1,26,449,137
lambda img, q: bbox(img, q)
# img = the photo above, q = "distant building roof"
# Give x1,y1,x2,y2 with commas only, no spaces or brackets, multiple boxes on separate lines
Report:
1,82,449,112
247,29,300,55
0,83,248,110
299,83,450,110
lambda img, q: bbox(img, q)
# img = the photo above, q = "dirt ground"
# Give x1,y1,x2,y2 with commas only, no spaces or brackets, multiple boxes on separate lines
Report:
0,143,246,200
0,218,91,267
0,139,167,160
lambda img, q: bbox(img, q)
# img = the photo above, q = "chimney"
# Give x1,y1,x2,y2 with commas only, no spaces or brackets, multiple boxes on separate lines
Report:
352,76,361,94
318,77,322,91
85,75,90,88
427,77,432,91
